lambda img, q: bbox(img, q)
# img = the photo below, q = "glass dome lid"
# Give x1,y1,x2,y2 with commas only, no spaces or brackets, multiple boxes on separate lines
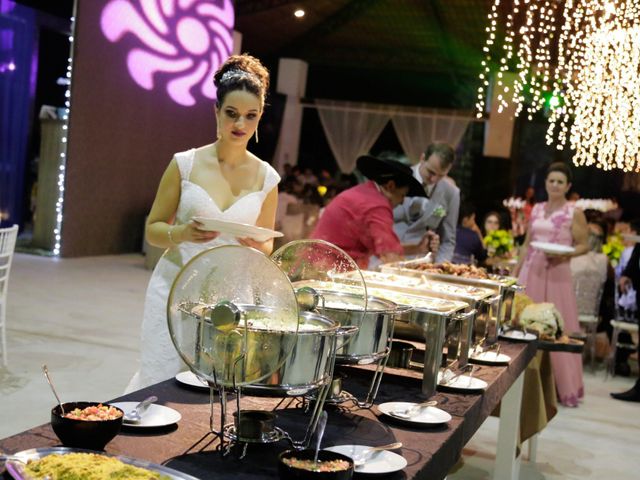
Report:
270,239,367,326
167,245,299,388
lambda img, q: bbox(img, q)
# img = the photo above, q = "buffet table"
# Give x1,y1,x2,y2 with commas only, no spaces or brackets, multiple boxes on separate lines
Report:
0,340,536,480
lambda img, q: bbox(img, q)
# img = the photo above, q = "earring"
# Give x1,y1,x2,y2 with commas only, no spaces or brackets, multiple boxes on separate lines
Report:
254,127,259,143
216,126,221,141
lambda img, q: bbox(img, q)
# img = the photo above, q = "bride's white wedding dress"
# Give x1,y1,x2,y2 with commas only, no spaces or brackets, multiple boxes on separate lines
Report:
126,147,279,393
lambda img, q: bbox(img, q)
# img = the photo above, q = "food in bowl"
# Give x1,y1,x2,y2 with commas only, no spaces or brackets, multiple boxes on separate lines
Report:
51,402,123,450
24,452,170,479
278,449,354,479
281,457,351,472
63,403,123,421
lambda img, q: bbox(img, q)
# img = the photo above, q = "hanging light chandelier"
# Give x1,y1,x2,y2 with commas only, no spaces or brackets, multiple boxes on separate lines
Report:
476,0,640,172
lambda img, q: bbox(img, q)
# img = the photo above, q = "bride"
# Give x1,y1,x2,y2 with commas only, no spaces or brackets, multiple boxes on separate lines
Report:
126,54,279,392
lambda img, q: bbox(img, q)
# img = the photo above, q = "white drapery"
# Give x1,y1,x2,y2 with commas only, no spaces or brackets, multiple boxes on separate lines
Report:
391,109,472,164
313,99,474,172
315,99,393,173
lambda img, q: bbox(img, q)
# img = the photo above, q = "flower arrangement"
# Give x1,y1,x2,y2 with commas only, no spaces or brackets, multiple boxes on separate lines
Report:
574,198,617,212
502,197,526,210
484,229,514,256
602,234,625,266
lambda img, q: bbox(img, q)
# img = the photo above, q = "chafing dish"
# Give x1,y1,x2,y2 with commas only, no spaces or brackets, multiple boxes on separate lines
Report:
381,259,523,340
358,286,475,397
361,269,502,344
167,245,332,450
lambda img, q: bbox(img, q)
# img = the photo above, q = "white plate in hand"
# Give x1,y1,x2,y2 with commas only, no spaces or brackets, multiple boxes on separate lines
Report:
530,241,575,255
499,329,537,342
325,445,407,474
437,371,488,391
192,216,283,242
622,233,640,243
110,402,181,428
378,401,452,425
469,350,512,365
175,371,209,390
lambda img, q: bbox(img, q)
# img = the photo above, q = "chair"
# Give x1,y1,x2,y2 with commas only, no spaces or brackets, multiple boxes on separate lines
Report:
605,277,639,377
573,269,606,371
0,224,19,367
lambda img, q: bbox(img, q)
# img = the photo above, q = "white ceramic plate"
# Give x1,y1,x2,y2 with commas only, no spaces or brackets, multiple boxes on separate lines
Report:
378,401,452,425
469,350,512,365
622,233,640,243
499,329,537,342
324,445,407,474
530,241,575,255
437,371,488,391
175,370,209,390
192,216,283,242
110,402,181,428
5,447,199,480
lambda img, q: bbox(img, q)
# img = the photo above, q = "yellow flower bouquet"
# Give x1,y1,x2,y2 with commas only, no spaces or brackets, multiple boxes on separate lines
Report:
484,229,514,257
602,234,624,266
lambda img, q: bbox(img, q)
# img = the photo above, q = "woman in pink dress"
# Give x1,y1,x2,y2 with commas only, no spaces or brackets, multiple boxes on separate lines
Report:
515,162,589,407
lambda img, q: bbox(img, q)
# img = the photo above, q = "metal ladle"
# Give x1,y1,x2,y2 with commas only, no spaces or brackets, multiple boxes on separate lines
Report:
42,364,64,415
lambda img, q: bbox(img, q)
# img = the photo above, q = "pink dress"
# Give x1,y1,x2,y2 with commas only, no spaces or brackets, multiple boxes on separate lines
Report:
518,202,584,407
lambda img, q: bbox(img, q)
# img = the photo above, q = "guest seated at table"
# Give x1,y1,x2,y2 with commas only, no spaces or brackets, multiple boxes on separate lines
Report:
311,155,439,269
452,202,487,265
611,229,640,402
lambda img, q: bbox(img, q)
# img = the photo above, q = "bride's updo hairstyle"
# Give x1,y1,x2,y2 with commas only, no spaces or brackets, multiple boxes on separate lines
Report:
213,54,270,110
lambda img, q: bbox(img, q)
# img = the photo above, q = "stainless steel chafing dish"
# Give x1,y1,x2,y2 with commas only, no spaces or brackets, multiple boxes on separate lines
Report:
326,273,479,368
380,259,522,339
370,267,506,343
360,287,475,397
337,270,498,356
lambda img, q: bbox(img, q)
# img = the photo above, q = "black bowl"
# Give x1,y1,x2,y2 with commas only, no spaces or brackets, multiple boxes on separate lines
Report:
51,402,123,450
278,449,354,480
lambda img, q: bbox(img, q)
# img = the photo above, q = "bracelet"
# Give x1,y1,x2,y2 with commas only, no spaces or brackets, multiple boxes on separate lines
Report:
168,226,178,245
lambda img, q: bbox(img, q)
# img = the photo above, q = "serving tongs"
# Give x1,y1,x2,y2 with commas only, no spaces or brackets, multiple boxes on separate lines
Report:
440,364,475,386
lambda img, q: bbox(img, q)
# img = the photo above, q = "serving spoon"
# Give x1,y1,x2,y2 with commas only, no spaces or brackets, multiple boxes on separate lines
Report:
313,411,328,465
124,395,158,423
42,364,64,415
390,400,438,419
352,442,403,467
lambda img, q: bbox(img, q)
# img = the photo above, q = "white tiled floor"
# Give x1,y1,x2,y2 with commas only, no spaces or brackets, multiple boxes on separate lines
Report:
1,253,638,479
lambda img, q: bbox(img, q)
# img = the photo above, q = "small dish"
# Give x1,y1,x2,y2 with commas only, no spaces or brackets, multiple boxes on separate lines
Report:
324,445,407,474
110,402,181,428
192,216,283,242
437,372,488,392
469,350,512,366
175,371,209,390
530,241,575,255
499,329,537,342
378,401,452,425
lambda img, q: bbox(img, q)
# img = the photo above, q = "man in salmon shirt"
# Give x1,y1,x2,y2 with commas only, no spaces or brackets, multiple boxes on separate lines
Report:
311,155,439,269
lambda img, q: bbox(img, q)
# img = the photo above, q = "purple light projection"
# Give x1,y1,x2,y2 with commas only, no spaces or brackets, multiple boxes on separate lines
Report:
100,0,234,106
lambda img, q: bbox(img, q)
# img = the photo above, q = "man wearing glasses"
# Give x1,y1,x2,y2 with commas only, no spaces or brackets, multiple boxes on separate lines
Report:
393,142,460,263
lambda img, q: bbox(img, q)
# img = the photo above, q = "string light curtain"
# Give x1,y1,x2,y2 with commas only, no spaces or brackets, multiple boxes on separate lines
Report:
547,0,640,172
477,0,640,172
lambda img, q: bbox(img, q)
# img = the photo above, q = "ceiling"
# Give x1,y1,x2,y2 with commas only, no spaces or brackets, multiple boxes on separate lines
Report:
16,0,494,107
234,0,492,104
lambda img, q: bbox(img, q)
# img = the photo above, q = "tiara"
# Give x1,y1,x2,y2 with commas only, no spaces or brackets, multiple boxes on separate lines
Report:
220,68,261,87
